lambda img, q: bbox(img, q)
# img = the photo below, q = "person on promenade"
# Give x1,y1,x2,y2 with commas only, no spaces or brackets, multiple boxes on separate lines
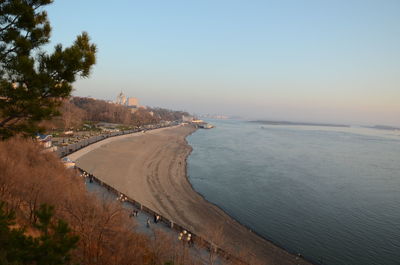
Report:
130,209,136,218
153,214,157,223
146,218,150,228
188,236,194,247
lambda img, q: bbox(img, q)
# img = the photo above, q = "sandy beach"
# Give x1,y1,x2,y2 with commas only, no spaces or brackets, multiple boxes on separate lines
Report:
70,125,312,265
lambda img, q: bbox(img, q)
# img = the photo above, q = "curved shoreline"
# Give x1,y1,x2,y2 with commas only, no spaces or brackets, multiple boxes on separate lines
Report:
70,124,313,265
183,132,318,264
184,151,297,261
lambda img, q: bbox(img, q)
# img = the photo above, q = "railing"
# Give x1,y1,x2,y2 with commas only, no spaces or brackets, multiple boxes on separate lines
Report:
77,167,244,264
68,122,315,265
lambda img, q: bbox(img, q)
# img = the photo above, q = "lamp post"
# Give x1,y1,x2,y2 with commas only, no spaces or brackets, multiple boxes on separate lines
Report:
178,230,192,263
117,194,128,202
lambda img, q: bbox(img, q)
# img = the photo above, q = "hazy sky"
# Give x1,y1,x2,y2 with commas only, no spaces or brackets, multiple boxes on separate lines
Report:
46,0,400,126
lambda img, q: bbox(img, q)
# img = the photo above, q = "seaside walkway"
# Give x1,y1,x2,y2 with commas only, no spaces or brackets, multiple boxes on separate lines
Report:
67,125,314,265
82,169,224,264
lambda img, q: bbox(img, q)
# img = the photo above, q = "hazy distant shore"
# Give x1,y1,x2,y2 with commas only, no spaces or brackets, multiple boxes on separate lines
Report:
251,120,350,128
69,125,312,264
368,125,400,131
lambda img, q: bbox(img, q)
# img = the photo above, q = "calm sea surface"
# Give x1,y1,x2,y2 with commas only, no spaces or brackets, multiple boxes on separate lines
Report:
187,119,400,265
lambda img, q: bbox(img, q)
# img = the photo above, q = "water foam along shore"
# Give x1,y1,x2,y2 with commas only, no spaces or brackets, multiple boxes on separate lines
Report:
68,124,312,265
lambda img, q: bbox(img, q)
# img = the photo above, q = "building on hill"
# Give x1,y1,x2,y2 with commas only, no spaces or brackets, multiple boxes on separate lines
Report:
116,92,127,105
116,92,140,113
127,97,139,113
182,115,193,122
127,97,139,107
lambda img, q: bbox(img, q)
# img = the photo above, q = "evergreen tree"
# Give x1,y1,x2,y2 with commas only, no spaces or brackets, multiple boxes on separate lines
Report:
0,0,96,139
0,202,79,265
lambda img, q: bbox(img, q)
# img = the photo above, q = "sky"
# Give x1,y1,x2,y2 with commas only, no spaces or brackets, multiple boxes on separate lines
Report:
46,0,400,126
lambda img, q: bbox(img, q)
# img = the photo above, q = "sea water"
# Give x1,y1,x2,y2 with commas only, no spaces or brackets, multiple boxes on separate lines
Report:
187,119,400,265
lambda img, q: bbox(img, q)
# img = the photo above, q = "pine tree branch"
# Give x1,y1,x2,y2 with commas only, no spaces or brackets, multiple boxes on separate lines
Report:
0,115,17,127
0,15,21,33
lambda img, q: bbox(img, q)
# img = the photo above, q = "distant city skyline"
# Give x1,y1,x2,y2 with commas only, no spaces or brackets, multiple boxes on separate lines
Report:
47,1,400,126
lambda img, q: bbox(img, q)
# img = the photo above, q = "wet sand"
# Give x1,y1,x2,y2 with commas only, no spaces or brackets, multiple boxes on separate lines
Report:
70,125,312,265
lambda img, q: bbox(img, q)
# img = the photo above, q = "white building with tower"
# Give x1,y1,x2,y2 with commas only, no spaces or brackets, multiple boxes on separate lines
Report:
116,92,140,113
116,91,127,105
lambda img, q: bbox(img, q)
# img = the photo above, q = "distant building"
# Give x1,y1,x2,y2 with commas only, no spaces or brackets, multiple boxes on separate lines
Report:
116,92,127,105
116,92,139,113
127,97,139,113
36,133,52,148
127,97,139,107
182,115,193,122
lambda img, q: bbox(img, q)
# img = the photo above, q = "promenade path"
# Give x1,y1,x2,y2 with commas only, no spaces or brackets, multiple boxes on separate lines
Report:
84,177,215,264
69,125,313,265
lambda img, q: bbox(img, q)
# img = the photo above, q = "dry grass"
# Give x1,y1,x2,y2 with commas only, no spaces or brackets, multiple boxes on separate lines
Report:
0,138,267,265
0,138,203,265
